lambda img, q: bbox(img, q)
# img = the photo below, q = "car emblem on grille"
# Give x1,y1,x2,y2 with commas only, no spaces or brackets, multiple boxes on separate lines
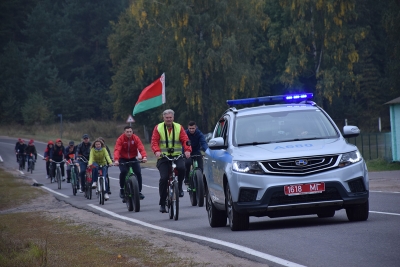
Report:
295,159,308,166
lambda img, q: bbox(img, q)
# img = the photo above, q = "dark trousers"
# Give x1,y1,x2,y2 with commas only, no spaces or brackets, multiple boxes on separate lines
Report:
185,155,204,180
46,161,51,175
157,156,185,206
118,158,143,192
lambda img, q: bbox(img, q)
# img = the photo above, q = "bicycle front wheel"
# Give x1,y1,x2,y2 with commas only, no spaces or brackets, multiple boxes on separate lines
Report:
124,178,134,211
29,161,33,174
172,180,179,221
71,167,77,196
85,171,92,199
56,167,61,189
189,171,197,207
195,170,205,207
19,157,24,170
129,175,140,212
98,177,104,205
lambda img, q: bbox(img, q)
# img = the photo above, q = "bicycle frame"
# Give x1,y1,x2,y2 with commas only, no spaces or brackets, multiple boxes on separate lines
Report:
27,153,35,174
162,154,184,221
17,153,25,170
95,165,108,205
66,159,79,196
52,160,64,190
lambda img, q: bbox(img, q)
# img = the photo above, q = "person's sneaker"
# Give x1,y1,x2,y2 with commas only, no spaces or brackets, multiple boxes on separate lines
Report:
159,205,167,213
67,179,71,183
46,175,49,179
122,198,126,203
105,193,109,200
51,178,55,183
92,182,97,189
62,176,66,181
184,178,189,185
108,190,112,194
139,192,145,200
119,188,124,199
79,189,84,193
179,189,184,197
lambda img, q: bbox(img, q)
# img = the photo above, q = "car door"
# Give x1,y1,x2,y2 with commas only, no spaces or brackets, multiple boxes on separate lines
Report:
207,116,231,207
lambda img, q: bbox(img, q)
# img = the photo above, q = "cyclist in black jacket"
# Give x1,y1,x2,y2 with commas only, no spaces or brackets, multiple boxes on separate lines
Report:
50,138,66,182
15,138,27,169
77,134,92,193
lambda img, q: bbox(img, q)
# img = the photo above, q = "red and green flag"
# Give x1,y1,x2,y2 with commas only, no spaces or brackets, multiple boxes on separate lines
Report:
133,73,165,115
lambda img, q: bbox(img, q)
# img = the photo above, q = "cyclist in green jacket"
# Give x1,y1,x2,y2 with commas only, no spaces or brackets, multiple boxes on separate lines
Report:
88,138,113,200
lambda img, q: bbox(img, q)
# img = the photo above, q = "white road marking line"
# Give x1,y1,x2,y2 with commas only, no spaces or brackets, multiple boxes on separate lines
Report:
370,211,400,216
40,186,70,198
88,204,307,267
370,190,400,194
109,176,158,189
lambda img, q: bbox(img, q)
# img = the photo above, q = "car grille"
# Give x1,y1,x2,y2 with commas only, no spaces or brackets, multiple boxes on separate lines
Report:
260,154,339,175
268,187,342,206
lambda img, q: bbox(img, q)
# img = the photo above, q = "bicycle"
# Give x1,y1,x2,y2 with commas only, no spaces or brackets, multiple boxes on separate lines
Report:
187,154,205,207
120,160,143,212
16,153,25,171
27,153,35,174
95,165,111,205
66,159,80,196
162,154,184,221
51,160,64,190
77,157,92,200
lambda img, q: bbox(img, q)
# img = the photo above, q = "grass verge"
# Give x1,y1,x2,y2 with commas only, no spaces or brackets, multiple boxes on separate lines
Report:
0,169,194,267
366,158,400,172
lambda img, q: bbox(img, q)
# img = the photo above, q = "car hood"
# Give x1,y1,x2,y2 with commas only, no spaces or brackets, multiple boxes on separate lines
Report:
232,138,356,160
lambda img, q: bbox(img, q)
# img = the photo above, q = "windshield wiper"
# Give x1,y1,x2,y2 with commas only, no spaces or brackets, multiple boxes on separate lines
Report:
237,141,273,146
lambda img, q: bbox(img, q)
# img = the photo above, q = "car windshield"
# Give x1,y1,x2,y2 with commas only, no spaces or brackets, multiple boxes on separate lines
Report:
234,109,339,146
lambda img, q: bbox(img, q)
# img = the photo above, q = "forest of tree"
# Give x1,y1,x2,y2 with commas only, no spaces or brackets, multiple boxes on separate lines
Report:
1,0,399,133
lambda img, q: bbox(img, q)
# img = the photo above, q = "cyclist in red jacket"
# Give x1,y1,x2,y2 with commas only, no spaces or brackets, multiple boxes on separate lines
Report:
114,126,148,200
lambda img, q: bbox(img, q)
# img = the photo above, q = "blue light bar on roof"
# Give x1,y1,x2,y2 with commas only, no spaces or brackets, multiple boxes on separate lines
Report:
226,93,313,107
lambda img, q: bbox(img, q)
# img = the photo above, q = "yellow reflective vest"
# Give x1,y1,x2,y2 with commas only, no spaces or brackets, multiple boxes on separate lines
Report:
157,122,182,156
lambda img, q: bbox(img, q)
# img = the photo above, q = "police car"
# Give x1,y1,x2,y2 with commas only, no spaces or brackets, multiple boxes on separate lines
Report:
203,93,369,231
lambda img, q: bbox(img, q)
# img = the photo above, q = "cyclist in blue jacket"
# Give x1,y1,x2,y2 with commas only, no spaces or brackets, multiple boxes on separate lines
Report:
184,121,209,184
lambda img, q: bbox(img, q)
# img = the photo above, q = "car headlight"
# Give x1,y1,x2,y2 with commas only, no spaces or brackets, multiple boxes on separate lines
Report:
232,161,264,174
339,150,362,167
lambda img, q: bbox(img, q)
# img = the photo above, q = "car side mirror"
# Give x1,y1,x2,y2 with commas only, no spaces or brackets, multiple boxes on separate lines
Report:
343,125,360,138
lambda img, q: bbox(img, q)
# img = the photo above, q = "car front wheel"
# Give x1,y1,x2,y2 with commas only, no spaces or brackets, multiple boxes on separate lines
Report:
225,185,249,231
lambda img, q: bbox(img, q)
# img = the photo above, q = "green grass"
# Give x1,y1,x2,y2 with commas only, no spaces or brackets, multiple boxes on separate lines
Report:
0,168,199,267
366,158,400,172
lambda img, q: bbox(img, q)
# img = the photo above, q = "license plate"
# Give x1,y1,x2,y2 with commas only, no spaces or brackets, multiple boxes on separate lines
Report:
284,182,325,196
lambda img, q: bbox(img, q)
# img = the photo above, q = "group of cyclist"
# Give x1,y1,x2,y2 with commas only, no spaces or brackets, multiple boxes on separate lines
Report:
150,109,208,213
15,138,38,170
15,108,209,212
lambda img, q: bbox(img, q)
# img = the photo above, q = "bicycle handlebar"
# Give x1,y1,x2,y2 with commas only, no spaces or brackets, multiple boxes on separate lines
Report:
161,153,185,161
120,160,145,165
88,164,113,169
50,160,65,164
76,156,88,163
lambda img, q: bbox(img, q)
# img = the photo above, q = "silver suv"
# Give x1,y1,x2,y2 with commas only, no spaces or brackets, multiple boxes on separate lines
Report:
204,93,369,231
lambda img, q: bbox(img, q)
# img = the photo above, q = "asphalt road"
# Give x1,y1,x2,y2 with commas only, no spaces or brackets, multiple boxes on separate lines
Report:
1,137,400,267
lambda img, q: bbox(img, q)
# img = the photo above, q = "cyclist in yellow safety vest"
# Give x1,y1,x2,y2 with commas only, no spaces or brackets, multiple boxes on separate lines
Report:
151,109,192,213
